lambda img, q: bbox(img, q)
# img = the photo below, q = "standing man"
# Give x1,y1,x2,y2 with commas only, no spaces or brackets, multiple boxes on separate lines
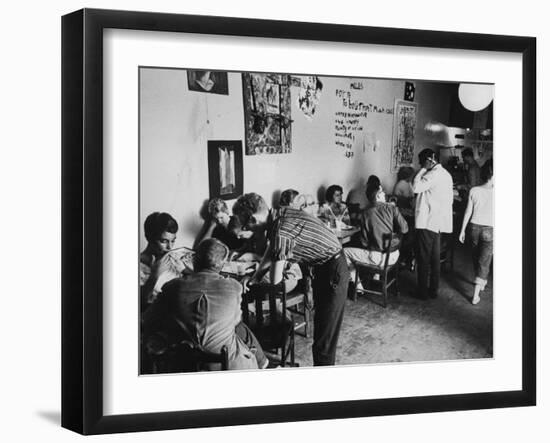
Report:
233,193,349,366
412,148,454,299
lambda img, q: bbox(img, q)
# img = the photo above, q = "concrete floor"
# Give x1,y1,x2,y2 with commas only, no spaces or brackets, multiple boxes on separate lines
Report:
292,242,493,367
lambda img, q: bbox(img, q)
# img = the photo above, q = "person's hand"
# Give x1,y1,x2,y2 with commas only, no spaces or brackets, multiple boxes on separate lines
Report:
459,231,466,244
238,230,254,240
240,275,256,293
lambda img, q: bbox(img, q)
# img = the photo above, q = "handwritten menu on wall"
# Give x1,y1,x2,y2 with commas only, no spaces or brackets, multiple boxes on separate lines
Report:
334,81,393,158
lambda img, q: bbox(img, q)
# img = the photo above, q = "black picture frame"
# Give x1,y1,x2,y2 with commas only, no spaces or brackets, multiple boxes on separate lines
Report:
62,8,536,435
207,140,244,200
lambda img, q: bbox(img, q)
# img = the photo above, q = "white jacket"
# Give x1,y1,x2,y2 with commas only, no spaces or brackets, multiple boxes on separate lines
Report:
412,164,454,233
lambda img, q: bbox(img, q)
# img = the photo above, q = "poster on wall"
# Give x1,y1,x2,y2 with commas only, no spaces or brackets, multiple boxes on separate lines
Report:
391,99,418,172
242,73,292,155
297,75,323,119
207,140,243,200
187,70,229,95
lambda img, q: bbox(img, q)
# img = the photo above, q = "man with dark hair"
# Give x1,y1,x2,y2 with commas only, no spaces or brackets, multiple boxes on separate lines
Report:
234,192,349,366
412,148,454,299
461,147,481,190
344,183,408,288
142,238,268,370
140,212,184,310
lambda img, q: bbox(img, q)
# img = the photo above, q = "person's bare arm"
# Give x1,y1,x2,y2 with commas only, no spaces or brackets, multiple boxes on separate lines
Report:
459,191,474,243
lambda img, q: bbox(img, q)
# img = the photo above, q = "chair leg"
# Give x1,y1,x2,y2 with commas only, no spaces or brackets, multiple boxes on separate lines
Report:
382,273,388,308
304,305,309,338
290,333,295,366
353,269,359,302
395,267,400,298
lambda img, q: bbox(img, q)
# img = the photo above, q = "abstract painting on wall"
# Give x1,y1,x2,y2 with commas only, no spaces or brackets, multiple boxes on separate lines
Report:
207,140,243,200
391,100,418,172
187,70,229,95
242,73,292,155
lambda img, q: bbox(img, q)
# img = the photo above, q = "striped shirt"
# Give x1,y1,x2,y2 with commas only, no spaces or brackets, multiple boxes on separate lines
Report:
269,207,341,266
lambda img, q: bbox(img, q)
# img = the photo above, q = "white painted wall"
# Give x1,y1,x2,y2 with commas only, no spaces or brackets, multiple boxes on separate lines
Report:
140,68,454,248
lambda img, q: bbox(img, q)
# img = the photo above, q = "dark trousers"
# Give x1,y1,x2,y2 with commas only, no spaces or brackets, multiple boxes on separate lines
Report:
312,254,350,366
415,229,441,297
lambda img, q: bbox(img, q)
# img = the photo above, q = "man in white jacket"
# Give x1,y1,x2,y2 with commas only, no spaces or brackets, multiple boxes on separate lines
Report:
412,148,454,299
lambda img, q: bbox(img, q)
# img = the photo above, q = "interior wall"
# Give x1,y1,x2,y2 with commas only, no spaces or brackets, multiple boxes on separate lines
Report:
140,68,454,249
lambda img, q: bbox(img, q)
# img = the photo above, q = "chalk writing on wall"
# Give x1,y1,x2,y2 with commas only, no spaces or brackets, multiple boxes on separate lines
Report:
391,100,418,172
333,82,393,158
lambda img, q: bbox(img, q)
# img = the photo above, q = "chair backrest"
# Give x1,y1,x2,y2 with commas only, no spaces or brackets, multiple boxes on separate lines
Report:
145,333,229,372
381,232,395,270
242,282,287,329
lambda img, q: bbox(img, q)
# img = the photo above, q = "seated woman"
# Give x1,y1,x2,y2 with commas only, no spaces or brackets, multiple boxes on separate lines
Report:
459,159,494,305
140,212,187,311
318,184,351,227
194,198,244,251
392,166,416,217
344,183,408,289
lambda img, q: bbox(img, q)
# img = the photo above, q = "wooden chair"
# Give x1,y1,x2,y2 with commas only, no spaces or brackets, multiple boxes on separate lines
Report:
352,233,400,308
242,282,297,367
144,334,229,373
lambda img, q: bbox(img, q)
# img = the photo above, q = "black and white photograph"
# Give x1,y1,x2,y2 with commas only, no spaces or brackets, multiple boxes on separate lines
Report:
187,69,229,95
139,66,495,373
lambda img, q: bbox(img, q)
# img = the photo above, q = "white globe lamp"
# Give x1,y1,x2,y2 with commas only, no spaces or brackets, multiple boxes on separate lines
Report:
458,83,494,112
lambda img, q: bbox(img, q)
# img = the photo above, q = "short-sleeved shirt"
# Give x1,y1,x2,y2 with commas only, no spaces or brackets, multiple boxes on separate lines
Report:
360,202,409,252
269,207,341,266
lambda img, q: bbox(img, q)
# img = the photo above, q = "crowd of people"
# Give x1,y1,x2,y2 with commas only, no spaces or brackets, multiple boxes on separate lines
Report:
140,148,494,371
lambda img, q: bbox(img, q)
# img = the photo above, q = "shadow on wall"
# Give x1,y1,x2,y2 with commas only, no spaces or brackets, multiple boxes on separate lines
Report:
316,185,327,205
271,190,281,209
187,199,210,249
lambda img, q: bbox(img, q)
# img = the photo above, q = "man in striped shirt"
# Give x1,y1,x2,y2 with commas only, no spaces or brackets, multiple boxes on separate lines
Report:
234,193,349,366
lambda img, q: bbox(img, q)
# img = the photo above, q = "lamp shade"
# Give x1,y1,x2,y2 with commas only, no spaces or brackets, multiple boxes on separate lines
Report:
458,83,494,112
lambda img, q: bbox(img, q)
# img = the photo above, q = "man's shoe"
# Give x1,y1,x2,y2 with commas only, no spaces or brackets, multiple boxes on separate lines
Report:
429,290,439,299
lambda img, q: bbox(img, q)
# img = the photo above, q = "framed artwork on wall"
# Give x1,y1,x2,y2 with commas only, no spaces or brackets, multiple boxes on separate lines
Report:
207,140,243,200
62,8,536,435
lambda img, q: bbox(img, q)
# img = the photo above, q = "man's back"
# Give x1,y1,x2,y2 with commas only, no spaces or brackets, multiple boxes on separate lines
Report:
143,271,257,369
360,202,409,251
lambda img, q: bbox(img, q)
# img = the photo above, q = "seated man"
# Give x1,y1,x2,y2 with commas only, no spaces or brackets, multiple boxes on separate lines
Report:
140,212,188,311
142,238,268,371
344,183,409,288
